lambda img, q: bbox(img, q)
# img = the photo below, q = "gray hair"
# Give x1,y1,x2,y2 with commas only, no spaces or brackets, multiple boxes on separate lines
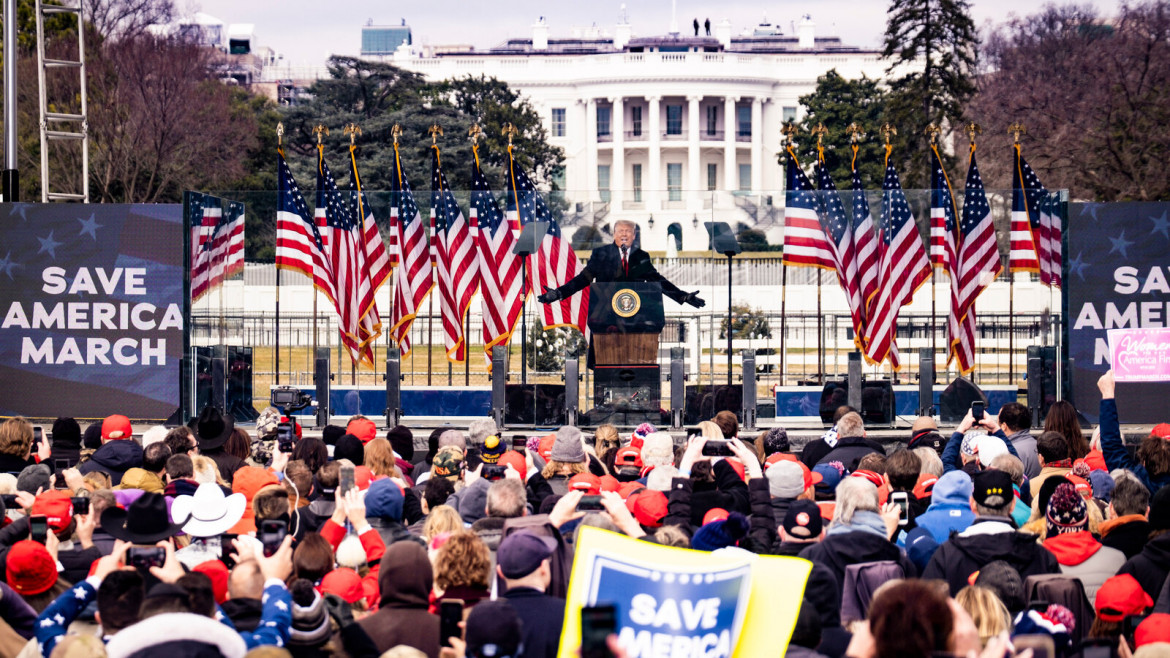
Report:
467,418,497,447
836,412,864,439
486,478,527,519
989,454,1024,484
614,219,636,231
913,447,944,478
438,429,466,451
832,477,879,527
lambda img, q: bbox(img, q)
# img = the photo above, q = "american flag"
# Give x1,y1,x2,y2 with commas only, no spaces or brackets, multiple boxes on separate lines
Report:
275,149,336,307
1038,192,1062,287
506,147,587,335
205,201,245,297
347,146,392,294
189,194,218,302
388,145,434,357
1009,145,1045,274
851,151,879,350
472,146,523,360
864,157,931,369
431,145,480,362
816,158,865,349
782,148,836,270
317,148,378,367
929,145,959,277
948,151,1002,374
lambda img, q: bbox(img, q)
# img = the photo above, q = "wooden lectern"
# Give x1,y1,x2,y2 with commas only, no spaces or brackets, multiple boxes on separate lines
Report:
586,282,665,422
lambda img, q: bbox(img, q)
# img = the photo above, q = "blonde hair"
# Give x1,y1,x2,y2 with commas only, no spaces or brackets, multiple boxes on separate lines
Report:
697,421,723,441
0,417,33,458
191,455,227,486
541,459,587,479
363,438,401,479
594,424,620,460
956,585,1011,646
422,505,464,543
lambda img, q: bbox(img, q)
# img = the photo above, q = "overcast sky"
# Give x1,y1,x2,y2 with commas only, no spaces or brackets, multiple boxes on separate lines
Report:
186,0,1124,67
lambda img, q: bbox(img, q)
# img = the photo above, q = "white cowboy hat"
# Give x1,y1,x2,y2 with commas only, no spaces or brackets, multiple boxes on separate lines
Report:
171,483,247,538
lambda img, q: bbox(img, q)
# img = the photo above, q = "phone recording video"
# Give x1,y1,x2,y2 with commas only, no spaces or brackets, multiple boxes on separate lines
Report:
338,464,355,496
512,435,528,455
481,465,506,481
29,515,48,544
276,422,296,453
54,459,70,489
577,495,604,512
580,604,618,658
971,401,985,421
259,519,287,557
889,491,910,527
701,439,734,457
439,599,464,648
127,546,166,570
71,496,90,516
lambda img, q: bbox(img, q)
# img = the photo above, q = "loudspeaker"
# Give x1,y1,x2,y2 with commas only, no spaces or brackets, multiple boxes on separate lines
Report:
593,366,660,412
384,347,402,428
918,348,935,416
1027,345,1059,422
565,357,579,427
847,352,862,411
314,347,330,429
819,380,895,426
491,345,507,429
210,357,227,413
226,346,258,422
742,350,757,431
939,377,987,423
670,347,685,429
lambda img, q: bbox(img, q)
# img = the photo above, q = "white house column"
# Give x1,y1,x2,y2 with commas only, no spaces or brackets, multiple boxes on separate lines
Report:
611,96,625,211
648,95,661,211
687,95,701,207
723,95,738,192
750,96,764,193
586,97,599,196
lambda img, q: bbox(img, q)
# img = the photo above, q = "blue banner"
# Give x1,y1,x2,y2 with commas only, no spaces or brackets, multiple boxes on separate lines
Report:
0,203,185,420
1069,202,1170,422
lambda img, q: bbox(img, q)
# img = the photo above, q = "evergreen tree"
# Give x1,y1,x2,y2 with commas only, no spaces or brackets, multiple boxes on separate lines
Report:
795,70,889,187
880,0,978,185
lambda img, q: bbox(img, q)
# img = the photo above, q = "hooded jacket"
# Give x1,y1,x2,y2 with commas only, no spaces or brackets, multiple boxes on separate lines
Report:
922,518,1061,594
1099,515,1151,559
1043,531,1126,605
798,526,917,592
358,542,441,657
78,440,143,485
814,436,884,473
1120,532,1170,601
914,471,976,544
1101,398,1170,494
105,612,247,658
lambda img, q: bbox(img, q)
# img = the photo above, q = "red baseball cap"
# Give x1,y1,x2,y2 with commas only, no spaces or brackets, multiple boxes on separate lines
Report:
6,540,56,595
1065,474,1092,498
618,482,645,500
852,470,884,487
346,418,378,444
321,567,366,605
614,446,644,469
193,559,230,604
101,414,132,441
1136,613,1170,647
725,458,746,481
629,490,668,528
764,453,798,471
498,451,527,481
599,475,620,493
702,508,729,525
31,491,73,533
568,473,601,495
354,466,375,491
538,435,555,460
1152,424,1170,440
1097,574,1153,623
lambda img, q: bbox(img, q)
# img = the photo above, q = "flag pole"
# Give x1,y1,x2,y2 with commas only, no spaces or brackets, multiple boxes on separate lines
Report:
925,124,943,366
275,125,285,385
426,125,443,386
390,124,404,353
812,123,828,384
780,123,797,386
468,124,482,387
1007,122,1026,385
312,124,328,363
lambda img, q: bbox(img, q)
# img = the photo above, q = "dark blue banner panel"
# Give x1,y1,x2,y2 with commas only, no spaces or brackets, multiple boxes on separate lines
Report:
0,203,184,420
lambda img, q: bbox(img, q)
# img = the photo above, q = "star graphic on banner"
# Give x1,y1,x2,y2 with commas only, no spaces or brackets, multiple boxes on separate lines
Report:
1151,211,1170,239
1068,251,1090,281
0,251,18,280
7,203,29,220
77,213,101,239
37,231,63,259
1109,230,1134,259
1084,204,1102,222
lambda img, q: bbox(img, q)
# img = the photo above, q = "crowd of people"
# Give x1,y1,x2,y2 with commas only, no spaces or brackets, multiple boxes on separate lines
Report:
0,369,1169,657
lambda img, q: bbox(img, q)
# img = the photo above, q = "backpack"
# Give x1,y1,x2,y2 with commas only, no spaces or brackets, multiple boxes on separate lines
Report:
840,560,906,623
1024,574,1095,644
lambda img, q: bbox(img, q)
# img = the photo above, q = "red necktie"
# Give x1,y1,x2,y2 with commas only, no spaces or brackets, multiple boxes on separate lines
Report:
621,248,628,275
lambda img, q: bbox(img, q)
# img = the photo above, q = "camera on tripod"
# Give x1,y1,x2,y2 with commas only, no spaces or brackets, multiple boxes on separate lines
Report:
270,386,314,413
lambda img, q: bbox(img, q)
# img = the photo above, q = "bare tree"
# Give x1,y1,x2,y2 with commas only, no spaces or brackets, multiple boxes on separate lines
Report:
85,0,174,40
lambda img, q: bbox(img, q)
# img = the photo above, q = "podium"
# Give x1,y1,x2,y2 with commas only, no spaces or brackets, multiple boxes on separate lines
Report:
586,282,666,424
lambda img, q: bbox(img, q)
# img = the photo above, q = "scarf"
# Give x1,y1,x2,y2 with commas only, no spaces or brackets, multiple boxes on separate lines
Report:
827,509,889,539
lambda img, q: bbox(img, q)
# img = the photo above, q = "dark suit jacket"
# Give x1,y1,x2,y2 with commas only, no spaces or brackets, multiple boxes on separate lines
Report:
556,243,688,303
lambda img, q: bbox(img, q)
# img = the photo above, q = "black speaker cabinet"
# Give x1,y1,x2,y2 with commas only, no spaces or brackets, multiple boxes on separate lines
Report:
818,380,895,426
504,384,567,426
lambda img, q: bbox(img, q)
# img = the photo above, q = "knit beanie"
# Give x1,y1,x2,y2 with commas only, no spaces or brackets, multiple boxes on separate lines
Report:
1046,482,1088,537
387,425,414,462
630,422,656,448
762,426,790,455
17,464,51,495
288,579,331,647
50,417,81,450
334,434,365,466
550,426,586,463
255,407,282,441
690,512,749,551
82,421,103,450
321,424,345,447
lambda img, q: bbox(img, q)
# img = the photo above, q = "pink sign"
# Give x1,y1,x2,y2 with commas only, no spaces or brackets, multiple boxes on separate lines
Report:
1108,328,1170,382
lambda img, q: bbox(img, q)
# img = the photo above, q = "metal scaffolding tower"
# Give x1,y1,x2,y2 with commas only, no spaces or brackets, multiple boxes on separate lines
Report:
35,0,89,202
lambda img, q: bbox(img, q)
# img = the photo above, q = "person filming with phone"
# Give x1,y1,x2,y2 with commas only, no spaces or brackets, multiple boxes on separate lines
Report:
939,403,1023,477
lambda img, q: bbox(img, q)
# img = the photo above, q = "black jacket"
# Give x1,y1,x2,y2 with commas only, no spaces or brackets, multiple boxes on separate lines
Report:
922,520,1061,595
1100,518,1151,560
800,439,833,469
0,516,101,585
502,587,565,658
815,436,885,473
1120,533,1170,600
220,597,262,632
555,243,689,303
799,530,918,593
0,453,37,477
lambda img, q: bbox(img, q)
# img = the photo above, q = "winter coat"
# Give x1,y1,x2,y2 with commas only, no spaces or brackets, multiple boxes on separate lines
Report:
1030,465,1073,499
321,519,385,610
1043,531,1127,605
914,472,976,544
922,518,1061,595
815,436,885,473
78,440,143,485
1100,515,1151,559
358,542,443,657
1120,532,1170,601
220,598,263,632
366,517,425,550
1101,398,1170,494
800,439,834,469
503,587,565,658
203,449,247,485
105,613,246,658
470,516,506,553
0,454,36,477
798,529,918,593
1006,429,1042,480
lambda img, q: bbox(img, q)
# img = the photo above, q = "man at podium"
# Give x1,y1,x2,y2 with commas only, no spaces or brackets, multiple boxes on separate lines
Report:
536,220,705,307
